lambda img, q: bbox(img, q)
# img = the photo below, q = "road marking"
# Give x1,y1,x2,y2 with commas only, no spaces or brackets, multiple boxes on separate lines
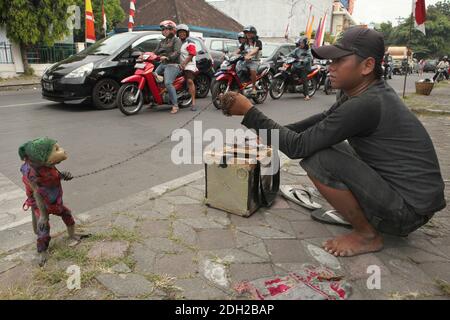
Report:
0,172,29,232
0,101,51,109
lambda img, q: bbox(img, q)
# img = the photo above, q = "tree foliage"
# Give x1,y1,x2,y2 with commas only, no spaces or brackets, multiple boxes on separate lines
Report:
375,0,450,59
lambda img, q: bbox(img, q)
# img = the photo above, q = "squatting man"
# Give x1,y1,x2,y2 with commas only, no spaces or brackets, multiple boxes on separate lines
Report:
220,27,446,257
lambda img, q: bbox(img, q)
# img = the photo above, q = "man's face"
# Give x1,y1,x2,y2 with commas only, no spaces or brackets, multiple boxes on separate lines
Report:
178,30,187,40
47,144,67,165
161,27,172,37
328,55,375,90
245,32,255,40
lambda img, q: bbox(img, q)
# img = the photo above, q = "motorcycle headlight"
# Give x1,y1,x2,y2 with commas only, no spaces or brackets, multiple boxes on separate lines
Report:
64,63,94,79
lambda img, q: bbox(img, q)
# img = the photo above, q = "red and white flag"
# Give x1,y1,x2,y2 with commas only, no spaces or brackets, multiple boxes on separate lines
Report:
413,0,426,35
102,0,107,37
128,0,136,32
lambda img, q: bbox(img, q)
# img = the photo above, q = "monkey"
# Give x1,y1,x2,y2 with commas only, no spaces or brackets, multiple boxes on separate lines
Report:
19,138,89,267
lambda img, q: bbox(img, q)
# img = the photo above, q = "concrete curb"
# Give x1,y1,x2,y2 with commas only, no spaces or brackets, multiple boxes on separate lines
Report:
0,82,41,92
410,108,450,115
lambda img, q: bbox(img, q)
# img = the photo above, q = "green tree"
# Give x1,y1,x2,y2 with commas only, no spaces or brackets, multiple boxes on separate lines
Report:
73,0,125,41
0,0,74,69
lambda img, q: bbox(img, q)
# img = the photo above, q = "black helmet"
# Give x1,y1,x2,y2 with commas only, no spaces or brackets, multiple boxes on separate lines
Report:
176,24,190,37
243,25,257,35
295,36,308,48
238,32,245,40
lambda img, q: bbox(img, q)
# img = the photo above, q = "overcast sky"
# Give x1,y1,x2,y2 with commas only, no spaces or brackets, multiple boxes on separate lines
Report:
352,0,442,25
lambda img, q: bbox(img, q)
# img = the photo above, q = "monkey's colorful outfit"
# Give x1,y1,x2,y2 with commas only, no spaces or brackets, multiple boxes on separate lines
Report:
21,161,75,252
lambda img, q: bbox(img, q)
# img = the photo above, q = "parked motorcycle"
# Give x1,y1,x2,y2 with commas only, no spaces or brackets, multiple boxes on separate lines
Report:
269,56,320,100
210,54,271,110
117,52,193,116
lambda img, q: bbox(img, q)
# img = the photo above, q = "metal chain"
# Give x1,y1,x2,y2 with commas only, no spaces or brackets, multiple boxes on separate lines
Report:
72,101,214,180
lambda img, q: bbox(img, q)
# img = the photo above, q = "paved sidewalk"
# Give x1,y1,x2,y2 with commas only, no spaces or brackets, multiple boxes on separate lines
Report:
0,76,41,91
0,118,449,300
405,81,450,114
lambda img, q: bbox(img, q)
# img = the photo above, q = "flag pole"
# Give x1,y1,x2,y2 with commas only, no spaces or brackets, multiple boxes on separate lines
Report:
402,12,414,99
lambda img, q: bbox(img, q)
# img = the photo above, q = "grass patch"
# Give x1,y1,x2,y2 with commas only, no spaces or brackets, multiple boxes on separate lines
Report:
34,268,67,286
0,285,52,300
87,226,141,243
50,243,89,266
435,279,450,296
145,273,182,294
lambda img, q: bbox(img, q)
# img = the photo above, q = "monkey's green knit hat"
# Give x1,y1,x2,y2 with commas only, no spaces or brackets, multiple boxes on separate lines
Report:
18,137,57,164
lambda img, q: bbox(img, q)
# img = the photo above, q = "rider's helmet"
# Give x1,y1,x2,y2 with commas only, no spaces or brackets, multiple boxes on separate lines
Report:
443,56,448,61
295,36,309,48
237,32,245,40
159,20,177,33
243,26,258,37
176,24,190,37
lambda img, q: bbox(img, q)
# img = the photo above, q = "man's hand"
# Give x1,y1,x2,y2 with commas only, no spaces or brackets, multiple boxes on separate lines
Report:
179,63,186,70
219,92,253,117
244,54,252,61
60,171,73,181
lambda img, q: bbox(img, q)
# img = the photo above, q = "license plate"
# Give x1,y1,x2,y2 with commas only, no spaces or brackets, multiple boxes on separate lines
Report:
135,63,146,69
43,82,53,91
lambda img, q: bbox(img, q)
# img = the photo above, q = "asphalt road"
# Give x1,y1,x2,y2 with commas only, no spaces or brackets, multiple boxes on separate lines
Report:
0,74,421,214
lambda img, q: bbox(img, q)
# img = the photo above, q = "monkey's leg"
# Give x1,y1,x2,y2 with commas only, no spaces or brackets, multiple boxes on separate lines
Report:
62,211,90,247
34,199,51,267
31,208,38,235
36,212,51,267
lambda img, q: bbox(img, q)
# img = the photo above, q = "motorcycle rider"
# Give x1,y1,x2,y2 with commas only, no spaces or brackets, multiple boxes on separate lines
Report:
154,20,183,114
176,24,198,112
234,26,263,96
433,56,449,81
238,32,246,45
289,36,313,101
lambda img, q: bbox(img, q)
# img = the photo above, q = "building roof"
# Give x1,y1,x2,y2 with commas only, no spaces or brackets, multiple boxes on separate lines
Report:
119,0,243,33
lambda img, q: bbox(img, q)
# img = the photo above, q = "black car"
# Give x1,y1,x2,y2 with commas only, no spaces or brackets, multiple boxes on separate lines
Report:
42,32,216,109
261,42,297,77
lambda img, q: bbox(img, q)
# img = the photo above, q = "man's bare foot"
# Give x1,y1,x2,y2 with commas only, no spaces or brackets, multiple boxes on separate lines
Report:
170,106,179,114
304,96,311,101
323,231,383,257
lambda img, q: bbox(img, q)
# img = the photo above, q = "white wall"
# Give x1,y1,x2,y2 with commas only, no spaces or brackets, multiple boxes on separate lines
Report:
207,0,333,38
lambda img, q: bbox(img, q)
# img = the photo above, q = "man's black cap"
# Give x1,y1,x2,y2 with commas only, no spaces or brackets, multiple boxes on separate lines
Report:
312,26,385,63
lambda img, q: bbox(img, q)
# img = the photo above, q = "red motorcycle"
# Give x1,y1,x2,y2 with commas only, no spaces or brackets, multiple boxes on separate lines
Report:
117,52,192,116
269,56,320,100
211,54,271,109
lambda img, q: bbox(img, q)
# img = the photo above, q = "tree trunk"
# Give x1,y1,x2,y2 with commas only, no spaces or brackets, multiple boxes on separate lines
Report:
20,42,31,74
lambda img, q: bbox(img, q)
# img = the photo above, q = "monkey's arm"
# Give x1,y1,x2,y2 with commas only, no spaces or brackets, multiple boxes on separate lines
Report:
59,171,73,181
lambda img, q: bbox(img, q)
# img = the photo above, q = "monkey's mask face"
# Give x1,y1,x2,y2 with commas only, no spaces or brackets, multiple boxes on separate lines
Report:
46,144,68,165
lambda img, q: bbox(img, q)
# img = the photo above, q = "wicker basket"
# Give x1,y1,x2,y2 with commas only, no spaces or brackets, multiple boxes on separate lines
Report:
415,81,434,96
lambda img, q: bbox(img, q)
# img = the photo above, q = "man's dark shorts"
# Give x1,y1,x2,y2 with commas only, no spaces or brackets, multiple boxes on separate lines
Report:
300,142,434,236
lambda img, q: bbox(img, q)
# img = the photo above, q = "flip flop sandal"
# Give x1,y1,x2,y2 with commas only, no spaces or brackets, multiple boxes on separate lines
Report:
170,107,179,114
311,209,352,227
280,185,322,210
